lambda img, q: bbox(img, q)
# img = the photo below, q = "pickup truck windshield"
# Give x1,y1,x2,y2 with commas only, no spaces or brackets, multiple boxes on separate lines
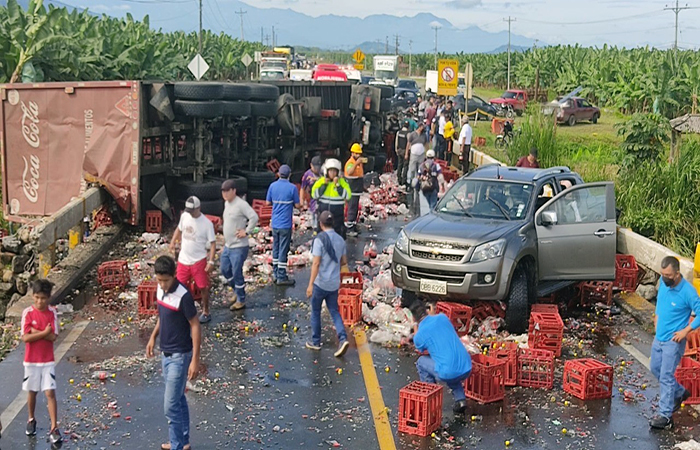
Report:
436,179,533,220
503,91,517,99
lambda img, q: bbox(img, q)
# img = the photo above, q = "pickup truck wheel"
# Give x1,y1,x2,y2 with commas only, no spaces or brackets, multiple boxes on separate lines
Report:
174,100,223,119
223,83,252,101
174,82,224,100
568,115,576,127
505,268,530,334
591,114,599,124
246,84,280,101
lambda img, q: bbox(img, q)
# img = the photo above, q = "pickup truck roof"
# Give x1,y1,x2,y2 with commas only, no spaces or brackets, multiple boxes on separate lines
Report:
469,165,573,183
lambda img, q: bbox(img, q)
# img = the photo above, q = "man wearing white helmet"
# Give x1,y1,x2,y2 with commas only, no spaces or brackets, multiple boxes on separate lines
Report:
311,158,351,238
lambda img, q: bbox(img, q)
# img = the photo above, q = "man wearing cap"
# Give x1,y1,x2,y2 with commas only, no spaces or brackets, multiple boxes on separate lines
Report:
458,117,472,174
169,196,216,323
344,144,365,237
305,210,350,358
301,156,322,231
220,179,259,310
395,121,410,186
266,165,301,285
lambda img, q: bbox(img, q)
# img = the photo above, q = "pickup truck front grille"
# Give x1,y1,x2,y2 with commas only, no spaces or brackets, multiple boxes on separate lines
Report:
410,239,470,251
407,267,466,284
411,250,464,263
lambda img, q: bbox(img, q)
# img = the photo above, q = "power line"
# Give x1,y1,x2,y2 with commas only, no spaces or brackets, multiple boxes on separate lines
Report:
235,8,247,41
664,1,694,50
394,34,400,55
504,16,515,90
519,10,663,25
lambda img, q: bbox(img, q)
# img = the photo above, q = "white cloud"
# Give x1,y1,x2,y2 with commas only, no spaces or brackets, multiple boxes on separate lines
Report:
90,4,131,12
445,0,482,8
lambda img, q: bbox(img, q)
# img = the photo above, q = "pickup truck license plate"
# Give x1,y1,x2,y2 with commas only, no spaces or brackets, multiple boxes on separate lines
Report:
420,279,447,295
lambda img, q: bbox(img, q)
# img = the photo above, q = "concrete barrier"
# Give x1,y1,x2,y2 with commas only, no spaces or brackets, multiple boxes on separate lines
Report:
617,227,694,280
469,147,504,167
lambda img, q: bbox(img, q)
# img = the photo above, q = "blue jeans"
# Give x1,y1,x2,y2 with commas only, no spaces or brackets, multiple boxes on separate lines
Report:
310,285,347,346
272,228,293,280
162,351,192,450
650,338,687,418
221,246,249,303
424,190,438,210
416,355,470,401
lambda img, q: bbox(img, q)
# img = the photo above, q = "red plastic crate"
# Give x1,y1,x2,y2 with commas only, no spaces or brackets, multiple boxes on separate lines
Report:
266,158,281,173
204,214,222,233
528,312,564,357
465,353,506,404
471,301,506,322
563,358,613,400
517,348,555,389
145,210,163,233
340,272,363,291
398,381,443,436
254,205,273,227
436,302,473,336
251,199,267,209
93,207,113,229
531,303,559,314
614,254,639,291
97,260,130,289
685,329,700,358
491,341,519,386
579,281,614,307
338,288,362,326
138,280,158,315
675,357,700,404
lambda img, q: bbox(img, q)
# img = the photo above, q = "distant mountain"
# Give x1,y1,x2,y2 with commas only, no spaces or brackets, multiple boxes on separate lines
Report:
4,1,539,54
488,44,531,54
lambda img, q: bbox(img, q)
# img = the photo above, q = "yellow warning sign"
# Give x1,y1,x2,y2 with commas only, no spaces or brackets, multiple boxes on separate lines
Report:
353,49,366,63
438,59,459,96
354,63,365,71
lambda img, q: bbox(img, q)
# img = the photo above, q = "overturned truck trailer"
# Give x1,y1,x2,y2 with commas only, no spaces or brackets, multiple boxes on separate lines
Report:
0,80,388,225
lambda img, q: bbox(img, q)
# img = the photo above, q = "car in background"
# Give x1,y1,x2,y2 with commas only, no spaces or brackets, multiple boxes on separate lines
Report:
396,79,420,95
361,75,376,85
390,89,419,110
545,97,601,126
451,95,498,120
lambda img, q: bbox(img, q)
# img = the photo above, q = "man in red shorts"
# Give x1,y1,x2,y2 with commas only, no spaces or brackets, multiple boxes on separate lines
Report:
169,196,216,323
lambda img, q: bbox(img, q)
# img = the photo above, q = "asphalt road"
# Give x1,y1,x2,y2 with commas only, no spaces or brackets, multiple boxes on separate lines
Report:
0,217,697,450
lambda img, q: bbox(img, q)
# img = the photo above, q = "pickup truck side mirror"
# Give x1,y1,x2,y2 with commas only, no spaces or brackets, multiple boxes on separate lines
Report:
541,210,558,226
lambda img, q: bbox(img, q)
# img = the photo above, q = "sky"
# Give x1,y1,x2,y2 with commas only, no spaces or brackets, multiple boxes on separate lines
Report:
66,0,700,49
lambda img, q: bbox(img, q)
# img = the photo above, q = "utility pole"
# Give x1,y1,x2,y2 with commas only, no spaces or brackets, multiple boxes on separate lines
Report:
432,25,440,70
198,0,203,55
260,27,263,45
504,16,516,89
664,0,691,50
235,8,247,41
385,36,389,53
394,34,400,55
409,40,413,77
272,26,275,48
264,34,270,47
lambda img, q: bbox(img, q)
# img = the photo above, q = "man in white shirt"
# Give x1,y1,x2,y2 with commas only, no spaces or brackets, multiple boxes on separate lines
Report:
458,118,473,174
169,196,216,323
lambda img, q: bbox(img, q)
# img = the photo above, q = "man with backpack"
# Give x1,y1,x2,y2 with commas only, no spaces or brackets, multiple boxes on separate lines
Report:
418,149,445,214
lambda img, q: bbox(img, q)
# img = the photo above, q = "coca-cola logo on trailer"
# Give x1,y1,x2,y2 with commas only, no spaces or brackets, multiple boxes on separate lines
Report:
8,90,41,206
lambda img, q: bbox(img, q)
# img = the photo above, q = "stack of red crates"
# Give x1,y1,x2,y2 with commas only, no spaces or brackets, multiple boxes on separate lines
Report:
531,303,559,314
338,288,362,326
579,281,614,307
252,202,273,227
436,302,473,336
528,311,564,357
471,301,505,322
563,358,613,400
138,280,158,315
614,254,639,291
97,260,130,289
675,357,700,404
340,272,363,290
517,348,555,389
685,328,700,358
465,353,506,404
93,208,113,229
145,210,163,233
491,342,519,386
398,381,443,436
204,214,223,233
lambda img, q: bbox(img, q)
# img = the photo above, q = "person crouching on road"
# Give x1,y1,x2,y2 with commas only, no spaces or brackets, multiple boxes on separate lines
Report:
147,255,201,450
344,143,365,237
649,256,700,429
169,196,216,324
311,158,350,239
221,179,259,311
305,211,350,357
412,302,472,415
266,164,301,286
301,156,323,232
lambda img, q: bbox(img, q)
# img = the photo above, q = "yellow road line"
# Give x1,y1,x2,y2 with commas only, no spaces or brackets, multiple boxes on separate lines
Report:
354,328,397,450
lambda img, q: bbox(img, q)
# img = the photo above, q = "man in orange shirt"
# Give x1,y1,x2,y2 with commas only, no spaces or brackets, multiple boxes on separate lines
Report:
344,143,364,237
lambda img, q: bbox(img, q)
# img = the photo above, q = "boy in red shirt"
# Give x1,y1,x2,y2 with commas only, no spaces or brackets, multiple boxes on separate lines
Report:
20,279,62,446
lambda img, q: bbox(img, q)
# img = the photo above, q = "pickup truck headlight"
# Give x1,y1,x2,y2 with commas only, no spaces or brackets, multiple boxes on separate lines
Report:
470,239,506,263
395,229,409,254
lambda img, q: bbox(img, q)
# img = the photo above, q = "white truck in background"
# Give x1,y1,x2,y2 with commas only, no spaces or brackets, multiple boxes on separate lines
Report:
373,55,400,85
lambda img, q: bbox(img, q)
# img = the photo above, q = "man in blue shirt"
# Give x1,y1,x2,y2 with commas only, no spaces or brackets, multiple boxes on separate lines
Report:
266,165,301,286
305,211,350,357
413,303,472,414
649,256,700,429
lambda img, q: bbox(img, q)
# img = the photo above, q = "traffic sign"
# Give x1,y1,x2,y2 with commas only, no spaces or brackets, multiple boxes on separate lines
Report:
354,63,365,71
438,59,459,96
352,49,365,63
241,53,253,68
188,53,210,81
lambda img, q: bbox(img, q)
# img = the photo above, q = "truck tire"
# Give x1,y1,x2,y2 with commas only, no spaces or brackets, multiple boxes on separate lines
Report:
174,82,223,100
379,99,392,112
250,101,278,117
174,100,223,119
223,83,252,101
505,268,530,334
568,115,576,127
222,101,251,117
237,169,276,189
199,199,225,217
206,175,248,197
247,187,268,202
591,113,599,124
247,84,280,101
176,178,225,200
378,85,394,99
